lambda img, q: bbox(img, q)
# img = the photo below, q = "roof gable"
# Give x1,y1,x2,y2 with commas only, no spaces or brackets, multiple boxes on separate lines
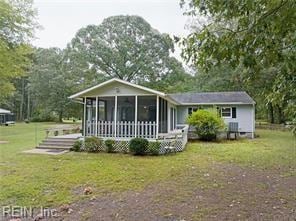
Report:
69,78,165,99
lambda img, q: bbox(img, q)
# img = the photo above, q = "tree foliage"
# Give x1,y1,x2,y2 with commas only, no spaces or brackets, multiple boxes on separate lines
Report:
29,48,80,122
65,15,188,85
181,0,296,123
0,0,38,101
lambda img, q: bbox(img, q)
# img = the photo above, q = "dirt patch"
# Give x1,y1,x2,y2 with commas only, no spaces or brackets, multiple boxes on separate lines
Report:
42,163,296,221
0,141,9,144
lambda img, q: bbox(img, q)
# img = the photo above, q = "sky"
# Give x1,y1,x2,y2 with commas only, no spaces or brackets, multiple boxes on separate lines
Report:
33,0,191,50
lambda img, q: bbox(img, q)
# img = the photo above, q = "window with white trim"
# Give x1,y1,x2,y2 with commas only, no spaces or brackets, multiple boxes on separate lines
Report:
188,107,198,115
221,107,232,118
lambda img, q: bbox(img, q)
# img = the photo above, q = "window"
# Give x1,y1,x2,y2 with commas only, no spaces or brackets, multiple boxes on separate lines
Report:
188,107,198,115
221,107,232,118
232,107,237,118
159,97,168,133
170,107,177,131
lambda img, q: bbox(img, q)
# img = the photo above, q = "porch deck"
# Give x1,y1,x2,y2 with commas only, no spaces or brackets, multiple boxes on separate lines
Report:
84,123,189,154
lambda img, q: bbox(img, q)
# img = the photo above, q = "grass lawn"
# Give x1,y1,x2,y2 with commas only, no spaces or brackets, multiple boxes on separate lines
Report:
0,122,295,218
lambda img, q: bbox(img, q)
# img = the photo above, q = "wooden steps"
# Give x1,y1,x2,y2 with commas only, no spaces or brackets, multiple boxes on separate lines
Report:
37,137,77,150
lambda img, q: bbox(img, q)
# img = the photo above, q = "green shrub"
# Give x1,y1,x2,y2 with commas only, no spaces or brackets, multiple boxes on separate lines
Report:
187,109,225,141
148,141,161,155
129,138,149,155
84,136,103,152
105,139,115,153
30,112,58,122
71,140,82,152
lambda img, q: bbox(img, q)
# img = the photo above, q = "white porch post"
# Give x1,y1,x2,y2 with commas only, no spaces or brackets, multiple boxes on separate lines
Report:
175,108,178,129
252,103,255,139
114,95,117,138
95,96,98,137
156,95,159,139
168,103,171,132
83,97,86,137
135,95,138,137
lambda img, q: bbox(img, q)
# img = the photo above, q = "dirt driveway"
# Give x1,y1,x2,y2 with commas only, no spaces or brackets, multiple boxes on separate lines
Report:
48,162,295,221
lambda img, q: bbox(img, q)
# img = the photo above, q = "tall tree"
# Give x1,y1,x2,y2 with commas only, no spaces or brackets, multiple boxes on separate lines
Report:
181,0,296,123
0,0,38,101
29,48,78,122
65,15,187,85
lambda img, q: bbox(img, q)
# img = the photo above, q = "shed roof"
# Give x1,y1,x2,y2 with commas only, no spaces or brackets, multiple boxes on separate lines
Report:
169,91,255,105
0,108,11,114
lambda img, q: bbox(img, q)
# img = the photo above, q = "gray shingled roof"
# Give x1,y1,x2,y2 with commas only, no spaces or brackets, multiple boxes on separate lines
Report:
169,91,255,105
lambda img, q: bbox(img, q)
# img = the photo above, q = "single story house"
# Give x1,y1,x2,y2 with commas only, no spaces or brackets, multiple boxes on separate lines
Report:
69,78,255,141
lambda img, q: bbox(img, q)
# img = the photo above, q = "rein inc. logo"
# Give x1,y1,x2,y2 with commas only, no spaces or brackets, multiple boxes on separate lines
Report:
1,206,57,219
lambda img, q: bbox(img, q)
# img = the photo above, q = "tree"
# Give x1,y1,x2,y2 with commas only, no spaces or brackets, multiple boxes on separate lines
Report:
0,0,38,101
143,57,194,93
29,48,78,122
65,15,186,85
181,0,296,123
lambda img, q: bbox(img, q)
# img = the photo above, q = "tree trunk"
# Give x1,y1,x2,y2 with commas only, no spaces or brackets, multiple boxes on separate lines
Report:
276,105,284,124
19,78,25,121
268,103,274,123
58,111,63,123
27,89,30,120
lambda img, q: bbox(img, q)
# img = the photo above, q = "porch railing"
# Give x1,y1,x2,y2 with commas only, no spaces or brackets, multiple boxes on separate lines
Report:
86,120,157,139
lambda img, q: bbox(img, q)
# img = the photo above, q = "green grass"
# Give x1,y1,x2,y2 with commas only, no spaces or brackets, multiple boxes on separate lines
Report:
0,123,295,207
189,130,295,169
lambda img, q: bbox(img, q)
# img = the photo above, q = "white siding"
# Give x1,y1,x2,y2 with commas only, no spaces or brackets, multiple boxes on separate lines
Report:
222,105,254,132
83,81,152,97
177,106,189,124
176,105,255,133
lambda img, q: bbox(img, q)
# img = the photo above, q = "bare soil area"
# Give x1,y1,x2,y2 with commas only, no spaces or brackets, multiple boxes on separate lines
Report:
47,163,296,221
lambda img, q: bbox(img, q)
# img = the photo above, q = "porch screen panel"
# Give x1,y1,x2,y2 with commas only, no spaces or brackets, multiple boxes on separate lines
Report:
86,98,96,136
137,96,156,122
98,97,115,121
117,96,135,121
138,96,156,138
174,108,177,129
116,96,135,138
159,97,167,133
170,107,173,131
170,107,177,131
96,97,115,137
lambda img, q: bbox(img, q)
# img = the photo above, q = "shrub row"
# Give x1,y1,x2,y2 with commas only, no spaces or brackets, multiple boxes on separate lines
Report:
71,137,161,155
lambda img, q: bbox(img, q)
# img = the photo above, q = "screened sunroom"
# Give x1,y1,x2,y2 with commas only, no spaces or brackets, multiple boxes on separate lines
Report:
69,78,179,140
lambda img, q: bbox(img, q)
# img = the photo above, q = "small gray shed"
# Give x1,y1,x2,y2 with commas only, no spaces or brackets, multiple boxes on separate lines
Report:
0,108,16,126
